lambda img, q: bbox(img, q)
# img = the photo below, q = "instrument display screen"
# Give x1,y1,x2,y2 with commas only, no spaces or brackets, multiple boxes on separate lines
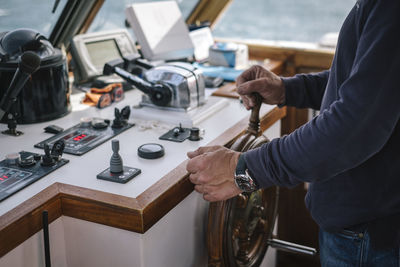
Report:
86,39,122,69
62,132,97,144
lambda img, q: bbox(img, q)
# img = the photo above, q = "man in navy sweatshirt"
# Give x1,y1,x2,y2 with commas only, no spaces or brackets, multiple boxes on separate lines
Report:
186,0,400,265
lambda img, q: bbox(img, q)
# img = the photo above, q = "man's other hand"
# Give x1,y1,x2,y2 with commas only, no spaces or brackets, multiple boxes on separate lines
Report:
236,65,285,109
186,146,242,202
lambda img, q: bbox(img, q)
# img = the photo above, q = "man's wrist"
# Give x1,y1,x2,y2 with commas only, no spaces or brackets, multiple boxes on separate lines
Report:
234,153,259,192
277,77,286,107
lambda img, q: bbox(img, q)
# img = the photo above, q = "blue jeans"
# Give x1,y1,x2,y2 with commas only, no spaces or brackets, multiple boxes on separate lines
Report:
319,227,399,267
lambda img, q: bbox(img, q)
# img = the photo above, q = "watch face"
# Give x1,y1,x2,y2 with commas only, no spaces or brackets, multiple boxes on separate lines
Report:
235,174,257,192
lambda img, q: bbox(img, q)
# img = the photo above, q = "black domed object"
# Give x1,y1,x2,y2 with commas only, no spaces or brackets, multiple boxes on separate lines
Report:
0,28,71,124
138,143,165,159
0,28,47,58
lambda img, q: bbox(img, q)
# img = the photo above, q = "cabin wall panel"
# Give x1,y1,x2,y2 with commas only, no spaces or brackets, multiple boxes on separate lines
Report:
62,216,142,267
0,217,67,267
142,191,209,267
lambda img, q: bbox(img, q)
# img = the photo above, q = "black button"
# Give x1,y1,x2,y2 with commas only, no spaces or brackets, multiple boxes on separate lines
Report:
138,143,165,159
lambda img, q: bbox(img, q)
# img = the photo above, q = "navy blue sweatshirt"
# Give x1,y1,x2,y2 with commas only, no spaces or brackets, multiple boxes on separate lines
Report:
244,0,400,231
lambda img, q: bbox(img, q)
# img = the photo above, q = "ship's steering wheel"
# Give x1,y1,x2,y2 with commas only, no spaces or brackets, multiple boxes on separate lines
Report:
207,95,317,266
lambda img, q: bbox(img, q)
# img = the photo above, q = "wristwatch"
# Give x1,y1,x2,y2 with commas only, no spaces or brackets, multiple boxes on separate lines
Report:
234,153,259,192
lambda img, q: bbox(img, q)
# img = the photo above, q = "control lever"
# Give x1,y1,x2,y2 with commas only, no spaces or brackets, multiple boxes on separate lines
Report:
122,54,154,70
50,139,65,161
110,139,123,174
120,105,131,121
97,139,141,183
41,144,56,166
267,238,317,256
111,106,130,128
103,58,172,107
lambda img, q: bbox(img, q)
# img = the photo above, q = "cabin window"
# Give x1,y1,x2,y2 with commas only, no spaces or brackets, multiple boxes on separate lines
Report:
0,0,68,37
89,0,199,33
212,0,355,46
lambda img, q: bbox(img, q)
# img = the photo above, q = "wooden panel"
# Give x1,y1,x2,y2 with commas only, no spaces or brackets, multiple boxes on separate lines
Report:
278,107,319,267
78,0,105,34
260,106,286,134
215,38,334,70
59,184,143,233
186,0,232,28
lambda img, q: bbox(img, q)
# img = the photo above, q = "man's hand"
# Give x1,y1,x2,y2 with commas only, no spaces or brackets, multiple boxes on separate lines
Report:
186,146,242,202
236,65,285,109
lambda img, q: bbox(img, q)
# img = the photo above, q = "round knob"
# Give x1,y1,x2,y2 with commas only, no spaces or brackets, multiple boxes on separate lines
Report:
80,117,92,127
188,127,201,141
6,153,20,165
19,155,36,167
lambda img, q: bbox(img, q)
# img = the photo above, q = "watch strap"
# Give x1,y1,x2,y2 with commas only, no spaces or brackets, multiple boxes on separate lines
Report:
235,153,247,175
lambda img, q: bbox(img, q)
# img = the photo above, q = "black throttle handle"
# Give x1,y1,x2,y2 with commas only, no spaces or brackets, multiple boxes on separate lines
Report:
103,58,172,107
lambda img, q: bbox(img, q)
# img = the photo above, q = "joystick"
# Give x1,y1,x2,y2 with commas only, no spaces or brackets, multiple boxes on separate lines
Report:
110,140,123,173
41,144,56,166
97,139,141,183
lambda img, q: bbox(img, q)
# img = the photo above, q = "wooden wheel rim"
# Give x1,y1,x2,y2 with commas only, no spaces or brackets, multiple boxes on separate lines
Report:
207,95,279,267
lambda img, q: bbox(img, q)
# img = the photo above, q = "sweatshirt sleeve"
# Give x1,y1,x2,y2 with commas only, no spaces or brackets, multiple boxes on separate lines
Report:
244,0,400,188
282,70,330,110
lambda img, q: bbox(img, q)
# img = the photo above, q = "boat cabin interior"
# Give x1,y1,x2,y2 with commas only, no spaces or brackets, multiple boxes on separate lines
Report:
0,0,346,266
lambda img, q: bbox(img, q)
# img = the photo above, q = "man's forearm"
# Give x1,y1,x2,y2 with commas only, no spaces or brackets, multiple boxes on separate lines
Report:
282,70,330,110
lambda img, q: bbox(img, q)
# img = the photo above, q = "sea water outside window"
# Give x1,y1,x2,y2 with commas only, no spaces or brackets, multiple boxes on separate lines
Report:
213,0,356,47
88,0,355,47
0,0,355,47
0,0,67,37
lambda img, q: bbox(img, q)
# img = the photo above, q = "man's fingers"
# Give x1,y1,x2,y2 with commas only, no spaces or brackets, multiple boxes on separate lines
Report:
187,146,222,159
200,181,242,202
190,171,225,186
189,173,200,185
240,94,256,109
241,96,252,110
237,79,266,96
236,65,260,85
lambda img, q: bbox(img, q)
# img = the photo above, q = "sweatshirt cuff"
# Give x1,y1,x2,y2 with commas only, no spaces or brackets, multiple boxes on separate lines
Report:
243,147,275,189
281,76,302,107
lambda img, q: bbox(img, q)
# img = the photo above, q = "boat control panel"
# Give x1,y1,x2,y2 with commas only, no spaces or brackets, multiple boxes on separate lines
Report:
0,151,69,201
35,119,134,156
